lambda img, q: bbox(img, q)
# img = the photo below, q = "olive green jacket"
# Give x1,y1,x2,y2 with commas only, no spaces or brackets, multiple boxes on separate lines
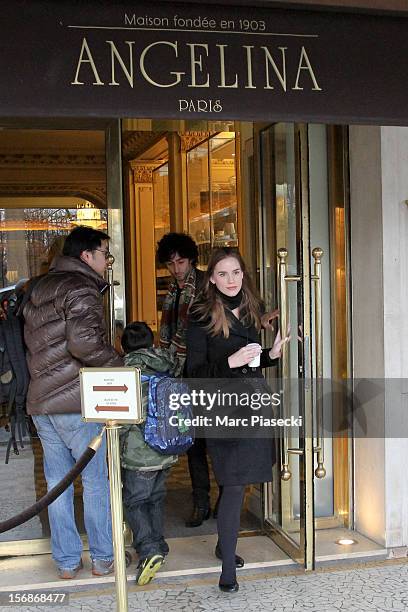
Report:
119,347,178,472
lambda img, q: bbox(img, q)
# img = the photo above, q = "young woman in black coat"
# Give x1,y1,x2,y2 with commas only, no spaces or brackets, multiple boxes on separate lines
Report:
186,247,287,593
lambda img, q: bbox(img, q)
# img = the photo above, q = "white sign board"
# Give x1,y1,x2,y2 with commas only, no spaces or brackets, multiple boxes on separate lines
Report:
79,367,143,424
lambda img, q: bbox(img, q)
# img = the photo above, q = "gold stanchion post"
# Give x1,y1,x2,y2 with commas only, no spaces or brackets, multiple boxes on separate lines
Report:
106,253,116,346
106,420,128,612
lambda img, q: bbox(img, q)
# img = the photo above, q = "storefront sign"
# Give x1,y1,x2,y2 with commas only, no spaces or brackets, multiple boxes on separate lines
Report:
1,1,408,123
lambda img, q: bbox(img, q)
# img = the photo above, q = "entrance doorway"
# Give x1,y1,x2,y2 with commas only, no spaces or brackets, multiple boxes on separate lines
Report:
0,118,384,573
120,119,382,570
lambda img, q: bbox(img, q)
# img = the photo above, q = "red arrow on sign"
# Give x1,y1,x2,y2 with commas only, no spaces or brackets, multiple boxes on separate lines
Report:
95,405,130,412
93,384,128,393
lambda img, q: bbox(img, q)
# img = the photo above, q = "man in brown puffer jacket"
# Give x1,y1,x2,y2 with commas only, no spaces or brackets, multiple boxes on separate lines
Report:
23,226,123,579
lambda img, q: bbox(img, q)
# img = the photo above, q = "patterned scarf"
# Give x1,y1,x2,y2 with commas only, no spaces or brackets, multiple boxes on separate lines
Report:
159,266,199,369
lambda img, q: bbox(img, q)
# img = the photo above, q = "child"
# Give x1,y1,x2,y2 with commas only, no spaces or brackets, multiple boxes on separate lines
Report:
120,321,178,586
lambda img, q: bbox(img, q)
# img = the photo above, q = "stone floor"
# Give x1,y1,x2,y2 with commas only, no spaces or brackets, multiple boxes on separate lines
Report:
1,558,408,611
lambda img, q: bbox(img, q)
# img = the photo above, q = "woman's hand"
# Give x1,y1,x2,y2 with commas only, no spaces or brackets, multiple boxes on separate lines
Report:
261,308,279,330
269,328,290,360
228,344,262,369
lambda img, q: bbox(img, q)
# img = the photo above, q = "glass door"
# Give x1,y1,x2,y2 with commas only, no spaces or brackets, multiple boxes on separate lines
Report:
105,120,126,329
259,123,316,569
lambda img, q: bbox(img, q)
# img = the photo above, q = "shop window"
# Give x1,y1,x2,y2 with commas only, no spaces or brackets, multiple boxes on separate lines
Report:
187,132,238,267
0,202,107,289
149,131,238,331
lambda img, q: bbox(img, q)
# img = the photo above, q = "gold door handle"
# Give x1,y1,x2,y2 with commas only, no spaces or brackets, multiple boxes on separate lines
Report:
312,247,326,479
278,248,301,481
106,253,116,346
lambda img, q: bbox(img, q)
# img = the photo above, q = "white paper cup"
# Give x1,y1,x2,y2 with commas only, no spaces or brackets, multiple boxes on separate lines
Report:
247,343,261,368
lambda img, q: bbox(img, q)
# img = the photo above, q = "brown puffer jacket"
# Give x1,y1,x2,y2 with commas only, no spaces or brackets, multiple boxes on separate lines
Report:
23,256,123,415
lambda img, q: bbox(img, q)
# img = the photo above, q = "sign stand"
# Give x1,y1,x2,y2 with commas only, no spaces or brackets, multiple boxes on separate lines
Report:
80,366,143,612
106,420,128,612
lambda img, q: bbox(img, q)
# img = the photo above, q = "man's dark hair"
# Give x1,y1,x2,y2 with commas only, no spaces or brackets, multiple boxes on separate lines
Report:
121,321,154,353
157,232,198,266
63,226,110,258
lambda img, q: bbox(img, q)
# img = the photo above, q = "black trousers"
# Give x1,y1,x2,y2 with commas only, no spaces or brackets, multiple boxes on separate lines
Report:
187,437,211,508
217,484,246,584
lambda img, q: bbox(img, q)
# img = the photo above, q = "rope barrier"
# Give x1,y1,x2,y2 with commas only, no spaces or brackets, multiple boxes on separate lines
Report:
0,428,105,534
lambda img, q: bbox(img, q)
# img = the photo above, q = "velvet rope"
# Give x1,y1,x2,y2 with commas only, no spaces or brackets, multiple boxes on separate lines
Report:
0,446,96,534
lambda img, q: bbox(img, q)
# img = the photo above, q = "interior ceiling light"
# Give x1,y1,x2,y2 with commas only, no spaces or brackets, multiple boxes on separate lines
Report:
335,538,357,546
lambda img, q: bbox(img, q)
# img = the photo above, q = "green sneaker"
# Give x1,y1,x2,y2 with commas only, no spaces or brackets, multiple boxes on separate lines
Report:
136,554,164,586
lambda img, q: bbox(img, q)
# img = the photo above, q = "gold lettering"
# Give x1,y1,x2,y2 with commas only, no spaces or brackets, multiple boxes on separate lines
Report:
292,46,322,91
107,41,135,87
187,43,209,88
262,46,287,91
71,38,104,86
140,41,184,88
243,46,256,89
217,44,238,88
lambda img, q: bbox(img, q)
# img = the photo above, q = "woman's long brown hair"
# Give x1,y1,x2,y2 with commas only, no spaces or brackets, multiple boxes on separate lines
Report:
191,247,263,337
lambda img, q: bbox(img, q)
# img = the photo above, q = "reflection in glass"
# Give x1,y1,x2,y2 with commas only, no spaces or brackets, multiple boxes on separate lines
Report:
0,204,108,288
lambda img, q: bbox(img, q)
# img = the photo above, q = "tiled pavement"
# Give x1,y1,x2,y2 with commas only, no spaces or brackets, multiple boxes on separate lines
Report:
2,559,408,611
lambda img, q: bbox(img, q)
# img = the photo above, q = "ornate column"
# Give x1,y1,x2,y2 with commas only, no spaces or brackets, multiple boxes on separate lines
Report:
129,161,160,329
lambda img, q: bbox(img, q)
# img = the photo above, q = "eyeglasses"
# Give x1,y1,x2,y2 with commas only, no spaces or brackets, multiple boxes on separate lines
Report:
93,249,111,260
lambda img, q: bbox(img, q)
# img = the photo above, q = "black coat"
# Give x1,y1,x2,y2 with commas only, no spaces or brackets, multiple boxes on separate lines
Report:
186,312,278,486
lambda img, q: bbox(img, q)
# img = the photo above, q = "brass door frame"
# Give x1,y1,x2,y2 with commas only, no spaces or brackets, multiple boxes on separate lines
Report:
258,123,315,570
258,122,352,564
0,118,125,557
297,123,315,571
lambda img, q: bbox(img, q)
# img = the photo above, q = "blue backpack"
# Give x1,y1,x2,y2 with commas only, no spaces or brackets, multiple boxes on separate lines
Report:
141,374,194,455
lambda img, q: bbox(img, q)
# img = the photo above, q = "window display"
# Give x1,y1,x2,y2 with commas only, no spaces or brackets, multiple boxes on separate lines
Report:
151,132,238,329
187,133,237,267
